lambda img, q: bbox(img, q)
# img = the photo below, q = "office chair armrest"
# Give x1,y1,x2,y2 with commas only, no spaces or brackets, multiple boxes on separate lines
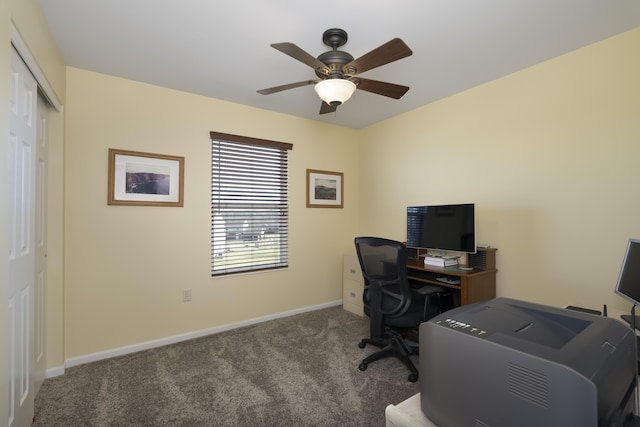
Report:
415,284,445,296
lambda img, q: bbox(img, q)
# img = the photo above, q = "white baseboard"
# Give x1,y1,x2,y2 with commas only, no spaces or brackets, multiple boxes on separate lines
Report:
46,365,65,379
54,300,342,375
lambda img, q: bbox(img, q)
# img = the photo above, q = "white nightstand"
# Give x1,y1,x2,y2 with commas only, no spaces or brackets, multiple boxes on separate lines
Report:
385,393,437,427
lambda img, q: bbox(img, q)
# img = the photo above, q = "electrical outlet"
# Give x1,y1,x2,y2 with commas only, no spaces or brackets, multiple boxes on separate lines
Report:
182,289,192,302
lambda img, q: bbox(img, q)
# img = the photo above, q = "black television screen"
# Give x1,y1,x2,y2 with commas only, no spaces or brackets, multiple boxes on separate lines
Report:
615,238,640,307
406,203,476,253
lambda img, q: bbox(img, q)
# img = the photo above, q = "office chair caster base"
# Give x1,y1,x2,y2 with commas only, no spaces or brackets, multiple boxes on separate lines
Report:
359,362,368,371
358,341,366,349
408,373,418,383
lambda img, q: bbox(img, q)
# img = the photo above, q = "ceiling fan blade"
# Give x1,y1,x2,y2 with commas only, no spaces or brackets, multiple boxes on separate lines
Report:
257,80,316,95
271,43,330,75
343,38,412,76
320,101,337,115
354,78,409,99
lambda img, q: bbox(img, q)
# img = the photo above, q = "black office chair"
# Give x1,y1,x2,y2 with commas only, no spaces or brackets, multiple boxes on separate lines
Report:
355,236,446,382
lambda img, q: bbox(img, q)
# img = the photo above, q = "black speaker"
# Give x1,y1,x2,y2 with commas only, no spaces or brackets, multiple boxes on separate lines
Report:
468,251,488,270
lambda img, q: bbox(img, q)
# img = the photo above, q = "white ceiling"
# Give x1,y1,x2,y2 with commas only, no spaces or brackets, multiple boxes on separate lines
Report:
39,0,640,129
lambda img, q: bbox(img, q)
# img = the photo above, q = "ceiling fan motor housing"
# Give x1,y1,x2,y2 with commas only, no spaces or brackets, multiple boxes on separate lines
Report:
315,50,354,79
315,28,354,80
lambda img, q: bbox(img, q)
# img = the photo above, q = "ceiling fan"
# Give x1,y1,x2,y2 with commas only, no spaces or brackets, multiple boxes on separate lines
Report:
257,28,413,114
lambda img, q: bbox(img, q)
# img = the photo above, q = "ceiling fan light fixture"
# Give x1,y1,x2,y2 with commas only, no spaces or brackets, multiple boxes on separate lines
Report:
314,79,356,106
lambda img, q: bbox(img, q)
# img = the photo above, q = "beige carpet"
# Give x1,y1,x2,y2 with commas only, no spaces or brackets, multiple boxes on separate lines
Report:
33,306,420,426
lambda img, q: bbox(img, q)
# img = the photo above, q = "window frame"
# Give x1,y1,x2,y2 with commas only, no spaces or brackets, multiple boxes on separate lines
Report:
210,131,293,276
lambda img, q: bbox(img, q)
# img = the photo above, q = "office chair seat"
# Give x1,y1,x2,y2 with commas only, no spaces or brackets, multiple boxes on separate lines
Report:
364,284,442,329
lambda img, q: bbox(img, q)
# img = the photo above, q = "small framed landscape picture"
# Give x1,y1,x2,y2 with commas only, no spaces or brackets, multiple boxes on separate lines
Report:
108,148,184,207
306,169,343,208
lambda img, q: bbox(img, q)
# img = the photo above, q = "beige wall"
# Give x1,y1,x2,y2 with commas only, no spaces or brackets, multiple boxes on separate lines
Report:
64,68,360,359
358,28,640,313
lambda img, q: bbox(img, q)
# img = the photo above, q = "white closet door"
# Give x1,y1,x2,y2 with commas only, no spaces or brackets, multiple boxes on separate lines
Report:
8,46,37,427
33,92,49,396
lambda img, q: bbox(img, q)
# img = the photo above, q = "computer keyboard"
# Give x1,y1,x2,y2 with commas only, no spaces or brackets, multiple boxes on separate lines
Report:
436,277,460,285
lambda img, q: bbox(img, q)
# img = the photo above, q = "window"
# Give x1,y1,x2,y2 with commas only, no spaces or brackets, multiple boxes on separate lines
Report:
210,132,292,276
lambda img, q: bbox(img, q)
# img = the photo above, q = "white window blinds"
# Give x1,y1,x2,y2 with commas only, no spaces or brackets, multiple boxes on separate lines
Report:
210,132,292,276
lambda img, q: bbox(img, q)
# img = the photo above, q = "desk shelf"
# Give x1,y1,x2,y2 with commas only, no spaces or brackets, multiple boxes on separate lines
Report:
407,248,497,307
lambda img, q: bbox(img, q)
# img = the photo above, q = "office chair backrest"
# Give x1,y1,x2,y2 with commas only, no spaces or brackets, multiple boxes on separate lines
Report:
354,237,412,320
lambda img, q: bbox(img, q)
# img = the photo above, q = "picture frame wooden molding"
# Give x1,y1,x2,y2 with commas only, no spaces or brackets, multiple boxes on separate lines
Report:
108,148,184,207
306,169,343,208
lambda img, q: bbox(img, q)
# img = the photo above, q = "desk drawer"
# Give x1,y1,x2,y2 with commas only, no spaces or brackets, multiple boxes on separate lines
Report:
343,253,364,316
343,277,364,317
343,254,363,284
343,277,363,305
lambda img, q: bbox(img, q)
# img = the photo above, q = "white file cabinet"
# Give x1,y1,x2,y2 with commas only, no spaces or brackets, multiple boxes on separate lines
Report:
343,253,364,316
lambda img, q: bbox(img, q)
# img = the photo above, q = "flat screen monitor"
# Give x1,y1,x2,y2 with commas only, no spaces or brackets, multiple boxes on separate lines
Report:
614,238,640,328
406,203,476,254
